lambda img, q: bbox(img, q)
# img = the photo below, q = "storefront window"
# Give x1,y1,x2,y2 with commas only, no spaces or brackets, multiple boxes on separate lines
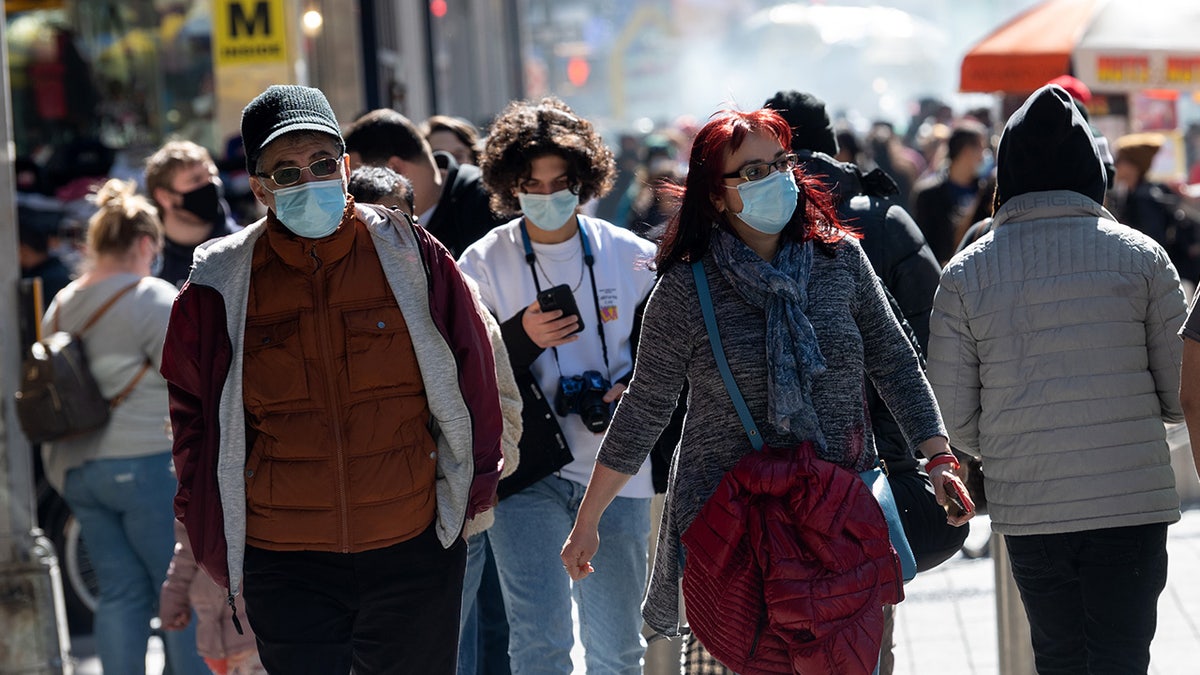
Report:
7,0,214,194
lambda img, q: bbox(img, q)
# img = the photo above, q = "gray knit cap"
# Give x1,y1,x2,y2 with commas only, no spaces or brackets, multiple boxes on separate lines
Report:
241,85,344,174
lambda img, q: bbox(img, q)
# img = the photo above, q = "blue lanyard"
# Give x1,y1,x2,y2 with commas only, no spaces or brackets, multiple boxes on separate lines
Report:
519,218,611,378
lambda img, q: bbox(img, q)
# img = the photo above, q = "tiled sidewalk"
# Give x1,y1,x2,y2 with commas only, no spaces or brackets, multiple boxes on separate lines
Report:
892,508,1200,675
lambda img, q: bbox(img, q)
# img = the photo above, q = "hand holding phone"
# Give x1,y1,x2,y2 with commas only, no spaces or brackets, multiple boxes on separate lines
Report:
537,284,584,335
942,477,974,518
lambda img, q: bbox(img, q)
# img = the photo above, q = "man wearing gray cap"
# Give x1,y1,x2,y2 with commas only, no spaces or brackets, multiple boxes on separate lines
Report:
161,84,505,672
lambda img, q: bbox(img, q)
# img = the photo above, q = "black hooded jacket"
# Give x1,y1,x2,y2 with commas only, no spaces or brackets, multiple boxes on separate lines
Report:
994,84,1106,210
799,152,941,471
424,163,507,258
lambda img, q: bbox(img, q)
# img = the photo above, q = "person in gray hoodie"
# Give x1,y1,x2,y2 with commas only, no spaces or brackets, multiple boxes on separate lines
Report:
928,84,1186,675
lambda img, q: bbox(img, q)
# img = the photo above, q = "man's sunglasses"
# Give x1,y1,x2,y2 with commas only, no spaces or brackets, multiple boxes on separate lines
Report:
258,157,342,187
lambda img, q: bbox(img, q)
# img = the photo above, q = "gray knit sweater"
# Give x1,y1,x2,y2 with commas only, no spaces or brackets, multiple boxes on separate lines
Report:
598,235,946,635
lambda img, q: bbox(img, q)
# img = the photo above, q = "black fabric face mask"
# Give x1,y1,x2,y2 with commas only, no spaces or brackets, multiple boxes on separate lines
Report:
179,182,222,225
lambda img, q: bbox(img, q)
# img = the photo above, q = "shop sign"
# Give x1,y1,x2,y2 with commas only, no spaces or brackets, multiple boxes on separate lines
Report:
213,0,288,67
1095,55,1150,86
1166,57,1200,86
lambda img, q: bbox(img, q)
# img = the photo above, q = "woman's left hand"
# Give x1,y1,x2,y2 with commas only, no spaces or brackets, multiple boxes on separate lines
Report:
917,437,976,527
929,463,976,527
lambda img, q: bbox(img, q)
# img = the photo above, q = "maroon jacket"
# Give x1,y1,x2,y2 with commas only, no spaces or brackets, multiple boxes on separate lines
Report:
162,204,503,595
681,443,903,675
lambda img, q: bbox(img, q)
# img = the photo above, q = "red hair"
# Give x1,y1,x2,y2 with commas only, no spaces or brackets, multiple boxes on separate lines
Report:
655,108,850,272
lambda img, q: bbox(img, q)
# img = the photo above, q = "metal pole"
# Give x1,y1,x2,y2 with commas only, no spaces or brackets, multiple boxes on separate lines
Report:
0,3,73,670
993,532,1036,675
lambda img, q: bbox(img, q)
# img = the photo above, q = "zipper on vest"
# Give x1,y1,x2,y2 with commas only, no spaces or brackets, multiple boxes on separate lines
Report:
309,244,351,552
227,593,244,635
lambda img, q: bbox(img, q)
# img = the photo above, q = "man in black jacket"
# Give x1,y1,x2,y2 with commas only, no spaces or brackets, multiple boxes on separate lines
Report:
766,89,970,675
909,120,994,265
344,109,506,257
144,140,241,288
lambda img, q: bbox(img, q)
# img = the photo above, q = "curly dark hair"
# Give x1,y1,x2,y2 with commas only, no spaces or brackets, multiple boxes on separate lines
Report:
479,97,615,216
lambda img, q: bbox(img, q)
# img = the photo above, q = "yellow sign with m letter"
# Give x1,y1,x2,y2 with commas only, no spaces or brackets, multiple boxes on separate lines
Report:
213,0,289,67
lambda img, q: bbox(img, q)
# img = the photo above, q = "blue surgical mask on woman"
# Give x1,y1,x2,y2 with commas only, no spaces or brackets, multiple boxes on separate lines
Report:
519,188,579,232
731,169,799,235
269,179,346,238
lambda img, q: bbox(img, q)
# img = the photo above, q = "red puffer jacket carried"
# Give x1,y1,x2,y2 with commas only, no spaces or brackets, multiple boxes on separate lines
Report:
681,442,903,675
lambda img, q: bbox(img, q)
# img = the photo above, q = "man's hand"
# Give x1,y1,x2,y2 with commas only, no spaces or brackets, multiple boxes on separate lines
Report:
522,300,581,349
602,382,627,404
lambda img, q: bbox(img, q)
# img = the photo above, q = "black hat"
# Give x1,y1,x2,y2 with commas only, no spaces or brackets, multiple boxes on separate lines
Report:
763,90,838,157
994,84,1106,208
241,85,344,174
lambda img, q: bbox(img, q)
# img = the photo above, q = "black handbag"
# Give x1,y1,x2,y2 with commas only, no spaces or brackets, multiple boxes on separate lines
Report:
497,369,573,499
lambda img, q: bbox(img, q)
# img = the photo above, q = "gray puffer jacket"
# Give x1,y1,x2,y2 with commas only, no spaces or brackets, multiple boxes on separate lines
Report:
928,190,1185,536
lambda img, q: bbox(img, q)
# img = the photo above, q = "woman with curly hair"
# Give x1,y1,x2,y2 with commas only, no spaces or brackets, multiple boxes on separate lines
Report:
457,97,658,674
560,108,971,673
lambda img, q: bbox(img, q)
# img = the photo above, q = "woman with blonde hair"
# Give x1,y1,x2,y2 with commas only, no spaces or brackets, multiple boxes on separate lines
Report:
42,179,207,674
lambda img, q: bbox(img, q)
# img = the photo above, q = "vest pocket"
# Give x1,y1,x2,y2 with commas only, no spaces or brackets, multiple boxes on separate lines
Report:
343,307,422,395
243,317,310,408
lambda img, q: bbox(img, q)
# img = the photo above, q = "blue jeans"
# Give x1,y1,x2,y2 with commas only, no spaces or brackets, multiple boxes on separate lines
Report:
459,531,511,675
62,452,207,675
488,475,650,675
1005,523,1169,675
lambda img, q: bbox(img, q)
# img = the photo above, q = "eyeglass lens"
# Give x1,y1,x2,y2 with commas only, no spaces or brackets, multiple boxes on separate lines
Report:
742,154,797,181
270,157,341,186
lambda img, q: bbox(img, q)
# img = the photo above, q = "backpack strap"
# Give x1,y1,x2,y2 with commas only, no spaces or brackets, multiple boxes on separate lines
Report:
108,360,152,410
53,278,152,409
56,279,143,336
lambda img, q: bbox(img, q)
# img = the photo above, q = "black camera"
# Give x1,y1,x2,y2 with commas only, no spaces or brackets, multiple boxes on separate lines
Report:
555,370,612,433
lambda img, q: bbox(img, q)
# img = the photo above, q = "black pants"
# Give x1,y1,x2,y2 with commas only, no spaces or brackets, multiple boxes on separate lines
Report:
243,523,468,675
1005,523,1168,675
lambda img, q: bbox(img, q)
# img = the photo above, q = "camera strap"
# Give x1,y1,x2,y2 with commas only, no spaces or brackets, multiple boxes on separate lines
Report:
520,219,612,380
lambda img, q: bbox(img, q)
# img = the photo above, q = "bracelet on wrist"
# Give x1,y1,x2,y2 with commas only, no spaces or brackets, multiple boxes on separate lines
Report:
925,452,960,472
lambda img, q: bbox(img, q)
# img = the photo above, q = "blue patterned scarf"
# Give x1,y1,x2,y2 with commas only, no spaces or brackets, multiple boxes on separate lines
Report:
711,229,827,448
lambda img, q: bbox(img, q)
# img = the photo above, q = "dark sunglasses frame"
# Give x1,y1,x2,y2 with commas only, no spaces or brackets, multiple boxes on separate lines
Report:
259,156,342,187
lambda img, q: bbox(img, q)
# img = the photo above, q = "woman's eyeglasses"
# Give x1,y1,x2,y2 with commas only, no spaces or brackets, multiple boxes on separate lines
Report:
722,153,798,182
259,157,342,187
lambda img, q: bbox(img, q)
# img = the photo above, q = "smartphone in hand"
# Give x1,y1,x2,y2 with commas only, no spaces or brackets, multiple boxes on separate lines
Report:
537,284,584,335
943,478,973,517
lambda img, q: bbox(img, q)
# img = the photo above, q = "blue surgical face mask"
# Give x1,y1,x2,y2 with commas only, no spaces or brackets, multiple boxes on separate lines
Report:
519,188,579,232
269,179,347,238
730,169,799,235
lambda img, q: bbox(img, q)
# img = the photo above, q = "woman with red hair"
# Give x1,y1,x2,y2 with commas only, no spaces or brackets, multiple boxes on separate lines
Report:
561,108,970,673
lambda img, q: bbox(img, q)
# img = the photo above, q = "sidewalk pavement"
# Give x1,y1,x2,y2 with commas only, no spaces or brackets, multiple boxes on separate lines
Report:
892,507,1200,675
70,508,1200,675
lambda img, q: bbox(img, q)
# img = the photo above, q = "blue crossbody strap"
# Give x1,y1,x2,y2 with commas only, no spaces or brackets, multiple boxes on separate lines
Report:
692,261,763,452
692,261,916,582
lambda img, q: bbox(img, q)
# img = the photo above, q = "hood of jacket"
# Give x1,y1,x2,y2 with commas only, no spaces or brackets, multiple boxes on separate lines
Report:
995,84,1106,210
797,151,899,207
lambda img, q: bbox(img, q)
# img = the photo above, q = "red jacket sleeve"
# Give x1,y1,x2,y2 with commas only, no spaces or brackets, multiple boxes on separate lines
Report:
417,230,505,518
160,282,234,592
